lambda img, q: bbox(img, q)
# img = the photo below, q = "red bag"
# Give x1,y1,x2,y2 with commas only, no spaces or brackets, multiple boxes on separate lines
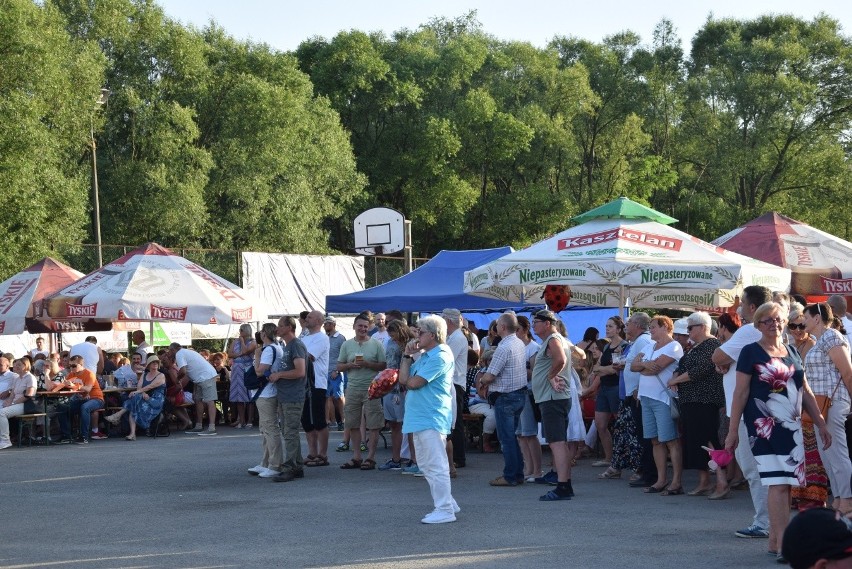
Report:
167,384,185,406
368,369,399,400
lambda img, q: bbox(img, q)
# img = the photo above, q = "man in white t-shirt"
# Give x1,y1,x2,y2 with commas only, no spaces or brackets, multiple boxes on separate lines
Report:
69,337,104,376
443,308,469,470
169,343,219,436
371,313,390,348
29,337,49,360
0,357,18,398
301,310,331,465
132,330,154,361
712,285,772,539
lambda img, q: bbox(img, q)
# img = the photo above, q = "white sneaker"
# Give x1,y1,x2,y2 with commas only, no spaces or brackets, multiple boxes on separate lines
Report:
421,510,456,524
258,468,280,478
0,440,13,450
247,464,265,475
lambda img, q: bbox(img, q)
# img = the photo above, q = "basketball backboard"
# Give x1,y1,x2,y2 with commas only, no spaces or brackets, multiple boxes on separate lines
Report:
354,207,405,255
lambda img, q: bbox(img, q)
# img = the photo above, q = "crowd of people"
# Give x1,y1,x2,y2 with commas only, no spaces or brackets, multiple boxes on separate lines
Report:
5,292,852,547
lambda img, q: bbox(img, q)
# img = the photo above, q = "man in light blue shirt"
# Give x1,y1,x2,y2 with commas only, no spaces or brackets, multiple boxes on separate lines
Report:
398,314,459,524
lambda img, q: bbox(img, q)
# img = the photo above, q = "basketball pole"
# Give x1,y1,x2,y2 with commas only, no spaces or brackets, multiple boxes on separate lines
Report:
403,220,413,274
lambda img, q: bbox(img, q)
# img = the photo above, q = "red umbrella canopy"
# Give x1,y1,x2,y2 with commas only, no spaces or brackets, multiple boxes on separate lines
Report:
0,258,112,334
713,212,852,297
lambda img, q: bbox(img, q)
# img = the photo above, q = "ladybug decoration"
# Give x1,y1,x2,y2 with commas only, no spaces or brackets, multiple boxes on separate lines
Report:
542,284,572,312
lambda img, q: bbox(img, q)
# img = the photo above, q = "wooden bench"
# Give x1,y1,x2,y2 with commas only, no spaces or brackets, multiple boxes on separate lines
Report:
14,413,47,447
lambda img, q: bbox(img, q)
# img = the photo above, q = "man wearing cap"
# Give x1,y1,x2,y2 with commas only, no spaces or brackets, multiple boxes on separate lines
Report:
169,343,219,435
324,316,346,431
672,318,691,354
477,312,527,487
529,310,574,500
782,507,852,568
442,308,469,470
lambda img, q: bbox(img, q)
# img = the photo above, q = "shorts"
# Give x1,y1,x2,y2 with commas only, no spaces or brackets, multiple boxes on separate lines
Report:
301,388,328,432
193,378,218,403
540,399,571,443
383,390,405,422
516,393,539,436
595,384,620,414
344,388,384,430
327,373,344,399
640,396,678,443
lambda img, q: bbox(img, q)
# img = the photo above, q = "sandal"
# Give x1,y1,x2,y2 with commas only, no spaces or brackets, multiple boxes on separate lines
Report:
598,467,622,479
644,485,667,494
306,456,329,467
105,414,121,426
360,458,376,470
661,487,684,496
340,459,363,469
125,435,136,441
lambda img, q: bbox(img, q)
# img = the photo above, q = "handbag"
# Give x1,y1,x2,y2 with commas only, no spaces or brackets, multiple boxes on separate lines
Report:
653,374,680,421
802,383,841,425
23,395,40,415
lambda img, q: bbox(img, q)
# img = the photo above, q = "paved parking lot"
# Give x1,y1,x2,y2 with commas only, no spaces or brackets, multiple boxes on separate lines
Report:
2,429,778,568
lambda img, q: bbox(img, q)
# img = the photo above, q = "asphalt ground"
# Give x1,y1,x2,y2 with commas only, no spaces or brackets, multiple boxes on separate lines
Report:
1,428,781,569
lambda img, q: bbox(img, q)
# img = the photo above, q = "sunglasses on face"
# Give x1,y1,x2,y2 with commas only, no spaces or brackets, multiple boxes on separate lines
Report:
788,323,806,331
69,364,79,369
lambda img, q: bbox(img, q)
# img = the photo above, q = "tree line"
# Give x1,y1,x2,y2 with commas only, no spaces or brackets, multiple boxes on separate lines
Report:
2,1,850,282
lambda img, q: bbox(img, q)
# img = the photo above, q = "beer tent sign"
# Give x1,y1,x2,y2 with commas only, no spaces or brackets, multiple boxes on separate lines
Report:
463,202,790,310
712,212,852,297
41,243,266,325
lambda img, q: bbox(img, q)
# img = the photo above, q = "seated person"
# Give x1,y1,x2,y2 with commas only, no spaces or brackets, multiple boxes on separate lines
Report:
56,356,104,444
0,359,38,450
105,354,166,440
159,351,192,430
103,352,123,375
467,349,497,453
114,353,144,389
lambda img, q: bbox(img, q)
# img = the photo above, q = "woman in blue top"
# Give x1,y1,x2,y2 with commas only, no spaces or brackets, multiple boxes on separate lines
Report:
107,354,166,440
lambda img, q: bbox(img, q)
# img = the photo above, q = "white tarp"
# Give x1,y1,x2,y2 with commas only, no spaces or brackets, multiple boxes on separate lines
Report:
242,252,364,316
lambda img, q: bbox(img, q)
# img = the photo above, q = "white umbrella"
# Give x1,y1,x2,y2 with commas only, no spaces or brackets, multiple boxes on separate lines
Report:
463,217,791,310
41,243,267,325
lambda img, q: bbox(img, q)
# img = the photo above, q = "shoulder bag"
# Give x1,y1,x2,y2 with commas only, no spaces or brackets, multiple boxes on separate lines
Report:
653,374,680,421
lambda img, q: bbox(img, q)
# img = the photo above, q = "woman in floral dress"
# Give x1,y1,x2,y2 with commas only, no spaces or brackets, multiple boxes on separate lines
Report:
725,302,831,558
227,324,256,428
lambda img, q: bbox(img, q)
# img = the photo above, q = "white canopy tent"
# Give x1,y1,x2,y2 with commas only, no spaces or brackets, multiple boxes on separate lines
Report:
464,217,791,310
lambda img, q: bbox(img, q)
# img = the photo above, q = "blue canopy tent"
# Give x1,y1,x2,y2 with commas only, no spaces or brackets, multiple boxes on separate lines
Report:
325,248,615,344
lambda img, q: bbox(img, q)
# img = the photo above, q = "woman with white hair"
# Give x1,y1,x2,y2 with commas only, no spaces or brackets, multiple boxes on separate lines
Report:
669,311,728,498
227,323,257,428
399,315,459,523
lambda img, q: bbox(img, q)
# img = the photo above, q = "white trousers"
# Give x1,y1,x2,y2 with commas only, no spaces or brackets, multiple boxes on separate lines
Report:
736,421,769,529
0,403,25,444
413,429,458,514
815,398,852,498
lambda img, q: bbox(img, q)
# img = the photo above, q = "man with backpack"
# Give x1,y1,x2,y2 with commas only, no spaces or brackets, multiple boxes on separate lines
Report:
247,323,284,478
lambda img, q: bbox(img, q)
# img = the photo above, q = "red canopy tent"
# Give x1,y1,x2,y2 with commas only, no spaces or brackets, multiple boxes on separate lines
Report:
712,212,852,299
0,258,112,334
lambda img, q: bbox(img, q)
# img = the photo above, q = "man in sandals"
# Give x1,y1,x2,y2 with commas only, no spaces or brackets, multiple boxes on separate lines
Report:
337,313,386,471
301,310,331,467
268,316,308,483
529,310,573,501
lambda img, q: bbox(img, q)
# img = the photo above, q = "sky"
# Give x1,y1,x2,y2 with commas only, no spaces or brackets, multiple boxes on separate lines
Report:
156,0,851,52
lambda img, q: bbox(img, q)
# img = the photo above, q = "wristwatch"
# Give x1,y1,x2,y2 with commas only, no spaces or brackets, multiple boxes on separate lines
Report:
402,354,413,360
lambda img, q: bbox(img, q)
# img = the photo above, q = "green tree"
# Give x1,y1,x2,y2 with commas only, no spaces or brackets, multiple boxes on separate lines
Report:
0,0,105,279
680,14,852,239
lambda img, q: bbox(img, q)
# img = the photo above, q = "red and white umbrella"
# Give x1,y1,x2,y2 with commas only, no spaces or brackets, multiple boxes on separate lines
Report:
713,212,852,297
0,258,112,335
41,243,266,325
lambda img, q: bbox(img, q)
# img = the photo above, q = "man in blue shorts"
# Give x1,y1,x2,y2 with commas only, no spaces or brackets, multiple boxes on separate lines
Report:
324,316,346,431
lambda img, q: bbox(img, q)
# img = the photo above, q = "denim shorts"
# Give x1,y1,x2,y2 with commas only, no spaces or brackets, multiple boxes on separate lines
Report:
595,384,620,414
640,396,678,442
516,393,539,436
